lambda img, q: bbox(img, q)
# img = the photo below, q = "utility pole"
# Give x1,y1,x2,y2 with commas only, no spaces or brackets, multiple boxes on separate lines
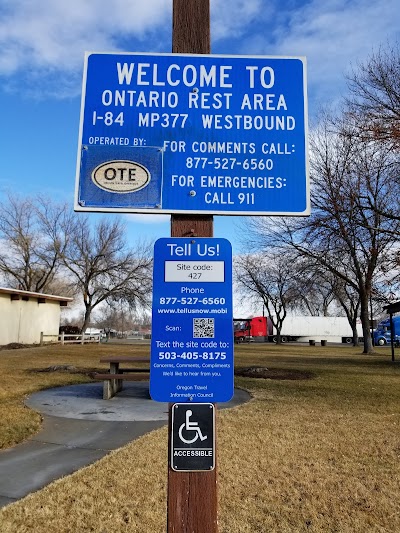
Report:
168,1,218,532
171,0,213,240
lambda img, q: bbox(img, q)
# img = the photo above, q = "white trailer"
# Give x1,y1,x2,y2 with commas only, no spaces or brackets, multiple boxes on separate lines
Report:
84,328,104,340
271,316,364,343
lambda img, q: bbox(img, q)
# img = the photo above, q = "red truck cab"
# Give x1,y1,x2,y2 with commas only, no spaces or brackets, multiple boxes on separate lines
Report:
234,316,271,343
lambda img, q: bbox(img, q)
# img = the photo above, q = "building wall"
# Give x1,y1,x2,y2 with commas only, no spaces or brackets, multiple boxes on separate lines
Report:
0,293,61,345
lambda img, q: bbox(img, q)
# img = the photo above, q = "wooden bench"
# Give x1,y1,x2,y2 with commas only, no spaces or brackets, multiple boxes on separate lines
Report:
93,357,150,399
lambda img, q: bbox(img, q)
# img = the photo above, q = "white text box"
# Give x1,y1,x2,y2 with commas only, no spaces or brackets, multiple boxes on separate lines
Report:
165,261,225,282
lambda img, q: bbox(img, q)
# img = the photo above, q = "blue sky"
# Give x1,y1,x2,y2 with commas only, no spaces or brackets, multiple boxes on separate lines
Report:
0,0,399,270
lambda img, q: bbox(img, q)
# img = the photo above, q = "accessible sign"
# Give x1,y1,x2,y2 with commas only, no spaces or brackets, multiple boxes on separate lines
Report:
171,403,215,472
150,238,233,403
75,52,309,215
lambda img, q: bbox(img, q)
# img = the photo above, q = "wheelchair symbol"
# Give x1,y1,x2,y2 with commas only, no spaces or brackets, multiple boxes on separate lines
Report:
178,409,207,444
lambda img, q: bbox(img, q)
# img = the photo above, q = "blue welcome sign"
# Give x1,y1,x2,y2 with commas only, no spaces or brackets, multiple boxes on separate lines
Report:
75,52,309,215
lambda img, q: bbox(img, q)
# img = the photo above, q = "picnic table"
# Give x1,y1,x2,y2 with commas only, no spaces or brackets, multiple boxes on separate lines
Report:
94,356,150,399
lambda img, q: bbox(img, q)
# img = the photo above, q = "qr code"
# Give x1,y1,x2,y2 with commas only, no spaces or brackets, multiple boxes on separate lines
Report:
193,318,215,338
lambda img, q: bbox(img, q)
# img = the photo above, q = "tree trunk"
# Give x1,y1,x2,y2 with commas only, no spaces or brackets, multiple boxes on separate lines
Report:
349,317,359,346
351,323,359,346
360,292,374,354
80,304,92,334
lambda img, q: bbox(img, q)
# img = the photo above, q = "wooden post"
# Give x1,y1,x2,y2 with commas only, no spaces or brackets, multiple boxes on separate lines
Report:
61,331,65,345
390,313,395,362
168,405,218,532
168,1,217,532
170,0,213,241
40,331,44,346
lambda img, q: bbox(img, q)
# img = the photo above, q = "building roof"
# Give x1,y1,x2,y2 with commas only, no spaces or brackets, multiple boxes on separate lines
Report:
383,301,400,315
0,287,73,303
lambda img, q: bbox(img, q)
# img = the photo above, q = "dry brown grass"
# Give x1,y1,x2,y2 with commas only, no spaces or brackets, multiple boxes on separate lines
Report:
0,342,400,532
0,343,150,448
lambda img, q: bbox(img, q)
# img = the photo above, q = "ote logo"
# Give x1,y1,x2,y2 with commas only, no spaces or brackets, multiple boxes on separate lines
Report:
171,403,215,472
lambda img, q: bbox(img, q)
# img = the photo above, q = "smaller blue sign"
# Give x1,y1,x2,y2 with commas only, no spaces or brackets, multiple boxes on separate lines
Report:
150,238,233,403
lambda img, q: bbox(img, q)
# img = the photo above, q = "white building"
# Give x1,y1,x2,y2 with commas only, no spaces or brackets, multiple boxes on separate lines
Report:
0,287,73,345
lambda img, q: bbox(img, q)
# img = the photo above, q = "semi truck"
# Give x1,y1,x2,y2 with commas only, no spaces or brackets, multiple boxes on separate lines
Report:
373,316,400,345
234,316,272,342
234,316,363,344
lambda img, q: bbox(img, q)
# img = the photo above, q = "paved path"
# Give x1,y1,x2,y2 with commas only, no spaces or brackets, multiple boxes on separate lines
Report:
0,382,250,508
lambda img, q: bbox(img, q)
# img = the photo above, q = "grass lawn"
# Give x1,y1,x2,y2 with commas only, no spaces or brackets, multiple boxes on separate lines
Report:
0,342,399,532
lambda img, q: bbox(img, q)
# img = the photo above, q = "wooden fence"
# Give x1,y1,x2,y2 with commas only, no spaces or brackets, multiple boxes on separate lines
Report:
40,332,101,345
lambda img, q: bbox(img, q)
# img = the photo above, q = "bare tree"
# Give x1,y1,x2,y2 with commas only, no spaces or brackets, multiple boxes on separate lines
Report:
293,256,362,344
291,258,335,316
62,216,152,333
329,276,361,345
346,43,400,222
234,251,299,343
249,115,399,354
96,303,151,334
0,194,73,293
346,42,400,149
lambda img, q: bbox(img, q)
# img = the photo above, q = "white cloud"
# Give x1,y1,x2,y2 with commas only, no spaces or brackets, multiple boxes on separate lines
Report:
0,0,171,95
237,0,400,108
0,0,269,97
0,0,398,102
211,0,267,41
0,0,266,83
281,0,399,103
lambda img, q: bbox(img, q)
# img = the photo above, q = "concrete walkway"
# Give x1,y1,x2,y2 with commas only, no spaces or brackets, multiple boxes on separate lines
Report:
0,382,250,508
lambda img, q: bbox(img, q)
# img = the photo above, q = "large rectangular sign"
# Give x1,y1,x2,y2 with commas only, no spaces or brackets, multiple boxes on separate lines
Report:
75,52,309,215
150,238,233,403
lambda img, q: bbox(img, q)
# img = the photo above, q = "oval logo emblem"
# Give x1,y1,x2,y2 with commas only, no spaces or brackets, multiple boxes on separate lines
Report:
91,160,151,193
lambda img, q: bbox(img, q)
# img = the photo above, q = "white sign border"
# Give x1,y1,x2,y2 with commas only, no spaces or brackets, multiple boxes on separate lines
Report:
74,51,309,217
